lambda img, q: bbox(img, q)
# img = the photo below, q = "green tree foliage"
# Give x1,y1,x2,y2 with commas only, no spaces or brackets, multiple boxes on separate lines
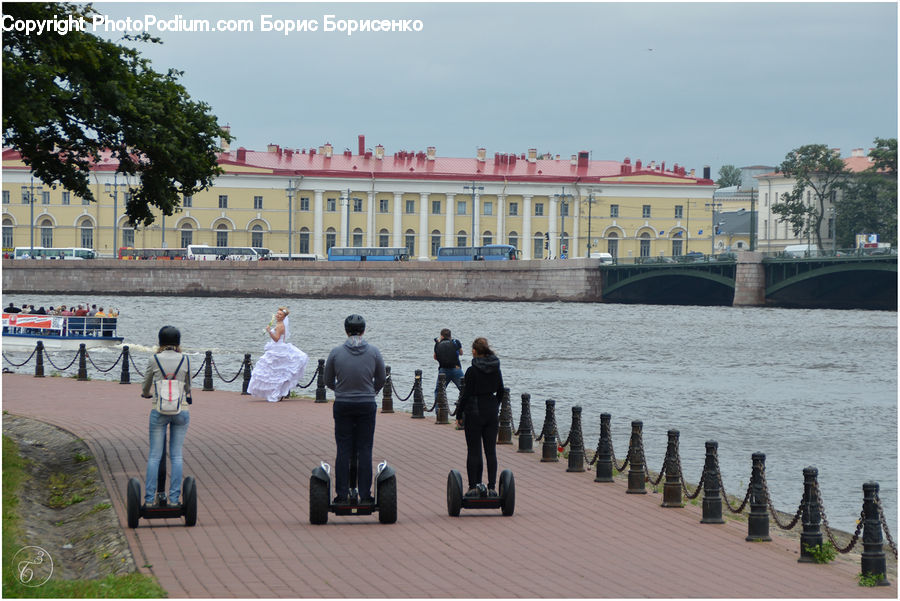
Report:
772,144,849,250
835,138,897,247
2,2,231,227
715,164,742,189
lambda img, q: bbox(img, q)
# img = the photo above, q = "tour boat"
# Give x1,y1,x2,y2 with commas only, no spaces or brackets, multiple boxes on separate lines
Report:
2,313,124,351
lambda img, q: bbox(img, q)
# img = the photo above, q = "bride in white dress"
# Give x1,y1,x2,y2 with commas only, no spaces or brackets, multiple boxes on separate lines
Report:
247,307,309,402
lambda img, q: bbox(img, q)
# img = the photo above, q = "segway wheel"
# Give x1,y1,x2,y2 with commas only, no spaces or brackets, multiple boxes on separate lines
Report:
499,469,515,516
447,470,463,517
183,477,197,527
126,478,141,529
309,475,329,525
377,475,398,524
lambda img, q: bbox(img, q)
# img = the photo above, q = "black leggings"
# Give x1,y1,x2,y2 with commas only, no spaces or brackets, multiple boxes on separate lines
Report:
463,399,500,489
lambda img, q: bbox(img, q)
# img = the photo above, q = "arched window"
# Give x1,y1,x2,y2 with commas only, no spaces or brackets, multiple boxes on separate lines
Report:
216,223,229,247
456,230,467,247
404,228,415,255
180,223,193,248
2,218,13,248
40,219,53,247
379,228,390,248
607,231,618,258
482,230,493,246
533,232,544,259
121,222,135,248
325,227,336,251
639,231,651,257
79,218,94,249
352,227,364,247
299,227,310,254
508,231,519,249
251,224,264,248
430,230,441,256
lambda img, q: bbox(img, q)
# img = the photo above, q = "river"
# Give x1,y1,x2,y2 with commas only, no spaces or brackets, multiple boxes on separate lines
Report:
3,294,897,536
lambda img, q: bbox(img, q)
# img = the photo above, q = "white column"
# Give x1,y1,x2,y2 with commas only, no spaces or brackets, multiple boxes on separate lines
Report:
473,193,480,246
522,194,533,260
366,191,375,247
572,198,581,257
392,192,403,247
340,194,349,246
313,189,324,256
418,192,429,259
445,194,455,248
549,196,558,259
496,194,506,246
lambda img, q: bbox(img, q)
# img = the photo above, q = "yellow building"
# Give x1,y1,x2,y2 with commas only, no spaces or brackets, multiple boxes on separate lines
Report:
2,139,716,260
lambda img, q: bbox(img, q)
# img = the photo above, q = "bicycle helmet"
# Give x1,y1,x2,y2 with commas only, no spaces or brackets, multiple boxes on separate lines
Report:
158,325,181,347
344,314,366,336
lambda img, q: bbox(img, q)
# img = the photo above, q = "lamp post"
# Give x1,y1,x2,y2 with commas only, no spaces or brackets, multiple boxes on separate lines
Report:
463,181,483,247
555,187,574,259
21,177,43,257
584,188,600,257
285,178,301,258
104,175,122,254
341,189,362,246
705,201,722,255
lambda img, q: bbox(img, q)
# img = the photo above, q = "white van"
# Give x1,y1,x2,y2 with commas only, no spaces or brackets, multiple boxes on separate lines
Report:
590,252,614,263
783,244,820,258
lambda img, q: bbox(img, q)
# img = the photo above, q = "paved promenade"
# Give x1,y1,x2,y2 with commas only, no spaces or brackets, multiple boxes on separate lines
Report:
2,373,895,598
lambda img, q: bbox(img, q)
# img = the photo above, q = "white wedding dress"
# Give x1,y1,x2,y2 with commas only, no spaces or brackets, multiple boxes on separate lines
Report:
247,316,309,402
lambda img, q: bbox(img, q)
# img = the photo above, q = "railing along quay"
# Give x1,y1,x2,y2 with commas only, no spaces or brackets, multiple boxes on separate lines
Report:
3,343,896,586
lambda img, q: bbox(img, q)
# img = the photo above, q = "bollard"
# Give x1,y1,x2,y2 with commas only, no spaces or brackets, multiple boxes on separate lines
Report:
746,452,771,541
315,359,327,402
34,341,45,378
700,441,725,523
435,373,449,424
626,420,646,494
860,481,890,585
119,345,131,384
77,343,88,381
661,430,683,507
202,351,214,391
594,413,614,482
381,365,393,413
411,370,425,418
566,406,585,472
497,387,512,444
241,353,252,395
517,393,534,453
540,399,559,462
797,466,824,562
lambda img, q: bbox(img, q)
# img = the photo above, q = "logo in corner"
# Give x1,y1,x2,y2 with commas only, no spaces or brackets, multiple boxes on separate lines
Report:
12,546,53,587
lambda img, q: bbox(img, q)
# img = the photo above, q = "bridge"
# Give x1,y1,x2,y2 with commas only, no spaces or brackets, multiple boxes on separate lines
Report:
600,252,897,310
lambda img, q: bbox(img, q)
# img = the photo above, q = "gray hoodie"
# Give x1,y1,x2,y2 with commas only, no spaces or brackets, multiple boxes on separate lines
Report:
324,336,386,403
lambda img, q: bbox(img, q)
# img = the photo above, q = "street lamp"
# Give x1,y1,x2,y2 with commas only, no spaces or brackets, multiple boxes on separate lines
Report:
340,189,362,246
705,201,723,255
21,177,43,257
104,175,123,254
285,178,302,258
584,188,601,257
554,187,574,258
463,181,483,247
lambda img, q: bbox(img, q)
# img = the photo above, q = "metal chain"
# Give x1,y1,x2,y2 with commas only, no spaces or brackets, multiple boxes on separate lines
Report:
128,351,145,377
586,439,602,467
2,347,37,367
813,480,861,554
191,357,206,379
295,366,319,389
713,454,751,514
42,349,80,372
390,381,415,402
611,442,628,473
676,453,704,498
760,464,803,530
877,496,898,558
210,358,244,383
86,350,123,373
648,454,666,487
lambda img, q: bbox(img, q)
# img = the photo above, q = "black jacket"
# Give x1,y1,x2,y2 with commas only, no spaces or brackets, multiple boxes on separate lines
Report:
456,355,503,422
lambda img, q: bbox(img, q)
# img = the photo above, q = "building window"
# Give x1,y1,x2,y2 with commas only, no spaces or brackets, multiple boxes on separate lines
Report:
508,231,519,249
509,202,518,216
642,205,651,219
80,220,94,249
327,198,336,212
40,220,53,247
216,224,228,247
533,233,544,259
607,232,618,258
2,218,13,247
432,200,441,215
183,195,192,208
379,229,389,247
610,204,619,218
352,228,364,247
180,224,192,248
534,203,544,216
62,191,70,205
405,229,415,255
353,198,363,212
218,195,228,209
325,228,336,251
672,239,683,256
122,226,135,248
300,197,310,211
379,198,389,213
254,196,263,210
41,191,50,205
2,190,9,204
674,205,683,219
299,228,310,253
251,224,264,248
483,201,493,216
640,233,651,257
431,230,441,255
482,231,493,246
457,231,467,247
405,199,415,214
457,200,467,216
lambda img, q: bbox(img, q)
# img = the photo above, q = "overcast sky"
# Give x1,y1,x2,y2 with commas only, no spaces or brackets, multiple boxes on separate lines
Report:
91,1,898,179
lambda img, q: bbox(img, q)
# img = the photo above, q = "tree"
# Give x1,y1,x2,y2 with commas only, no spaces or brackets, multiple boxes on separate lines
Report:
2,2,231,227
715,164,742,189
835,138,897,248
772,144,849,251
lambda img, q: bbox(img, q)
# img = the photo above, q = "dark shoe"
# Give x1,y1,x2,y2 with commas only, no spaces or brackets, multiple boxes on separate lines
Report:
487,488,499,497
157,492,168,506
359,496,375,506
333,495,349,505
144,498,158,509
464,487,480,498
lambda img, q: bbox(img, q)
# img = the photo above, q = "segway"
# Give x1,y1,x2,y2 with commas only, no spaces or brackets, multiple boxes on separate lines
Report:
446,468,515,516
126,444,198,528
309,453,398,524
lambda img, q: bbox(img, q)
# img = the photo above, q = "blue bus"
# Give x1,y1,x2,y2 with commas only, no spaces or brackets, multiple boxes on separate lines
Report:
436,244,520,261
327,246,410,261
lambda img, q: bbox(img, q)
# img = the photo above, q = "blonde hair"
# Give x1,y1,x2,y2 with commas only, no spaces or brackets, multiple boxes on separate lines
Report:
156,344,181,353
278,306,289,316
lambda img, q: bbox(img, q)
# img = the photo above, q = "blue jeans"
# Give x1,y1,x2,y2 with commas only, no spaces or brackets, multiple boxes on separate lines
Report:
145,410,190,504
333,401,377,499
434,366,464,398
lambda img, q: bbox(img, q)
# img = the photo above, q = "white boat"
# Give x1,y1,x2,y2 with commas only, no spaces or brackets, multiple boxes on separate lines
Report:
2,313,124,351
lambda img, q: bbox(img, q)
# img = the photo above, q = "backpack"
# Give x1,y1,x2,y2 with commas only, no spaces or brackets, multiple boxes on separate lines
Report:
153,355,188,415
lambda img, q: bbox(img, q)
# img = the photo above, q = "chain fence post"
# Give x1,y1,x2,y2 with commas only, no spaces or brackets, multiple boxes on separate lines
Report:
701,441,724,523
435,373,450,424
798,466,824,562
315,359,327,402
662,429,682,507
34,341,45,378
566,406,585,472
411,369,425,418
497,387,512,444
540,399,559,462
241,353,252,395
746,452,771,541
594,413,614,482
119,345,131,384
77,343,88,381
202,351,214,391
861,481,890,585
626,420,646,494
516,393,534,453
381,365,393,413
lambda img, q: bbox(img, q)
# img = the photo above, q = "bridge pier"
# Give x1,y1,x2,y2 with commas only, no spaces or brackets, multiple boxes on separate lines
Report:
733,252,766,306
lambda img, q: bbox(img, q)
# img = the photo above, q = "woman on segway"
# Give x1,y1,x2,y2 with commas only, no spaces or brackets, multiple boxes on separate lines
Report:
455,337,504,497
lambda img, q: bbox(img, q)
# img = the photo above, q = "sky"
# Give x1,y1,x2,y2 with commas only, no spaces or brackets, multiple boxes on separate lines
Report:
88,1,898,180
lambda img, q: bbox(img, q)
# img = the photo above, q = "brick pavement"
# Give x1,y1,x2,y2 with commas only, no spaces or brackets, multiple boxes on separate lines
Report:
2,373,896,598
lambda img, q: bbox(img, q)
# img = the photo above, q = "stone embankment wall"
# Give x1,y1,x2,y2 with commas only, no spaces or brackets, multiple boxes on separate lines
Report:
1,259,606,302
732,252,766,306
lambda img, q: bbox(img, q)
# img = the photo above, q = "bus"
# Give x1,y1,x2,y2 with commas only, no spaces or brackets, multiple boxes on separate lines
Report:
436,244,520,261
327,247,410,261
252,247,272,260
270,253,322,261
118,247,187,260
14,247,96,260
186,245,261,261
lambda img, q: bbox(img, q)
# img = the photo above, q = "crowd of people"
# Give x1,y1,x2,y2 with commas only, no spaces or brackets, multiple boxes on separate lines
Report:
3,302,120,317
